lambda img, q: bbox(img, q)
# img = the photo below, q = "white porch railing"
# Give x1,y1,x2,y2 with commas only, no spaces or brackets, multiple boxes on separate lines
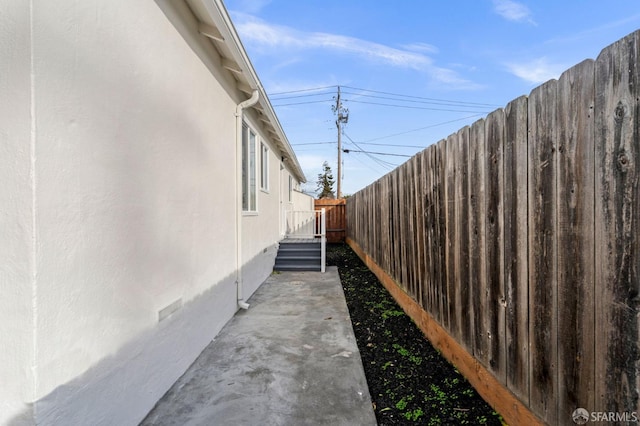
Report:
284,208,326,272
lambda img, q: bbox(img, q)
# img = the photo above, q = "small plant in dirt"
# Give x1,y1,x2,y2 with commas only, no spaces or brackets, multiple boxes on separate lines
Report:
327,244,504,425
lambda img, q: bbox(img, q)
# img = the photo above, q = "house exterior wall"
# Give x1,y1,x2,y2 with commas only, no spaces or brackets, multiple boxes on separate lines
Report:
0,1,304,425
238,111,312,298
0,2,36,423
30,1,240,424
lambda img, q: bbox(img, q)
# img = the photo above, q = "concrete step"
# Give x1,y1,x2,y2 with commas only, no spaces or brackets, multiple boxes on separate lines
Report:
274,241,323,272
274,263,322,272
276,249,321,258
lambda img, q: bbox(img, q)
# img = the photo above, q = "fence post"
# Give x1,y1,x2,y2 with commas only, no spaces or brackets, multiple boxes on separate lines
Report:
321,208,326,273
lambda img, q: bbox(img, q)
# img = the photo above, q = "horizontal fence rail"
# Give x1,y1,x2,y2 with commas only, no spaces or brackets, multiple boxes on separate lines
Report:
346,30,640,425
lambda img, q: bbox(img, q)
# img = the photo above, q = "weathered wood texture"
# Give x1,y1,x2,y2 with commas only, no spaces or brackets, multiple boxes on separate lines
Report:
345,30,640,425
314,199,346,243
594,31,640,419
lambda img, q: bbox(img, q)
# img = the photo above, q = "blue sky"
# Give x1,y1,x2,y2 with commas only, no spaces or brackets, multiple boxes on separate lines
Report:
224,0,640,196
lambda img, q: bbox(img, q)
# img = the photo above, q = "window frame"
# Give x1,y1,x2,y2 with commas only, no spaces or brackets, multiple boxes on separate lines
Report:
260,142,269,192
242,122,258,214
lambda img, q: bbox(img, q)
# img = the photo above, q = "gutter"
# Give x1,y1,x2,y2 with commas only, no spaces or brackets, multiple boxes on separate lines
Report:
235,90,259,310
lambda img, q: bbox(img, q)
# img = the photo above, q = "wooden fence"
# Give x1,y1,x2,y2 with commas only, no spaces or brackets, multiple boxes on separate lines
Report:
315,199,346,243
346,30,640,425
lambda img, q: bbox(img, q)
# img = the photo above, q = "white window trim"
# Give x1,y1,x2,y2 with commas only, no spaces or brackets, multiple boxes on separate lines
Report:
288,175,293,203
242,122,258,214
260,142,269,193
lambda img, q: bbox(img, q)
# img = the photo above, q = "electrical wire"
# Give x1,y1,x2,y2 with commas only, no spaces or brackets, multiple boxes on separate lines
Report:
343,133,398,171
357,113,484,143
291,141,336,146
341,85,501,107
268,85,338,96
341,91,495,110
272,99,335,107
344,99,490,113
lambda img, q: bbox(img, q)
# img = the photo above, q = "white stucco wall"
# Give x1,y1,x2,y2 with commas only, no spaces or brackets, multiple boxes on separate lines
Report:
292,188,315,212
2,0,303,424
0,0,252,424
240,113,290,297
0,2,36,424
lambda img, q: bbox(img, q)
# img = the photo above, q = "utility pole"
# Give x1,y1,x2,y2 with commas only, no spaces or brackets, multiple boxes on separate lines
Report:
332,86,349,198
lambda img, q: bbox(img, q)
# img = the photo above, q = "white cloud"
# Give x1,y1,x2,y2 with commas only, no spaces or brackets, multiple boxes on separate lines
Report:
402,42,439,54
232,14,477,87
235,15,430,69
493,0,536,25
505,57,565,84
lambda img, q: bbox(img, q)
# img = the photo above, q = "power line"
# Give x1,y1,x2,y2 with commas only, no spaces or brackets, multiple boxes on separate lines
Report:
343,149,412,158
343,133,398,171
344,99,490,113
341,91,495,109
341,85,501,107
268,85,338,96
270,91,336,101
291,141,336,146
356,142,426,148
272,99,335,107
357,113,485,143
269,84,502,108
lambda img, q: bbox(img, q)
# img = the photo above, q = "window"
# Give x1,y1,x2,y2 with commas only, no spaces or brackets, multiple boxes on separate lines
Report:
242,123,257,212
260,143,269,191
288,175,293,202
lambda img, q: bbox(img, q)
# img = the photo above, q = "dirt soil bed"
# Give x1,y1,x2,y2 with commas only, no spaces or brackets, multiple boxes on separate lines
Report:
326,243,504,425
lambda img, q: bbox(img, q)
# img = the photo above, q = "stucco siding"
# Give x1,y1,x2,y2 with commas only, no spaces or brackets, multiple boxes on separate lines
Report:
1,0,306,424
0,2,36,424
23,0,239,423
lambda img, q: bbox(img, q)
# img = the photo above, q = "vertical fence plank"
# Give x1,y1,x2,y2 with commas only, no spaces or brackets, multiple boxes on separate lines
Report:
424,146,438,319
407,158,418,299
445,134,459,338
382,177,390,274
457,127,472,349
413,154,425,307
595,31,640,416
436,140,448,327
468,119,488,365
504,95,530,405
557,59,596,422
528,79,559,424
485,108,507,381
418,149,430,311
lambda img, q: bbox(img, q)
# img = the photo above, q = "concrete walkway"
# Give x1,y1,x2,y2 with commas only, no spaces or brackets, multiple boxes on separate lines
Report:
140,267,376,426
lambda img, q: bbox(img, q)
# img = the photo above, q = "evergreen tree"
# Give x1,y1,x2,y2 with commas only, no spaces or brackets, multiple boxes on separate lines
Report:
316,161,335,199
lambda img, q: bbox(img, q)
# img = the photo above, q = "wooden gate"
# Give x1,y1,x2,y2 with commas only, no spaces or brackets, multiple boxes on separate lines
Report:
314,199,346,243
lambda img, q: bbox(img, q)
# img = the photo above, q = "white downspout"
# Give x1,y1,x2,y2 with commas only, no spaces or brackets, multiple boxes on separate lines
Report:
235,90,259,310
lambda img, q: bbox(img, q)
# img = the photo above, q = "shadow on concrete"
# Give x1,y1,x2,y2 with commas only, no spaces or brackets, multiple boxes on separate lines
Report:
140,267,376,426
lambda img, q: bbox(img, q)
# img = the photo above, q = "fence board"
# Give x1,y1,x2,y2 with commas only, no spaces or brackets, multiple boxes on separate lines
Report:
595,31,640,416
504,95,530,404
528,79,559,424
343,30,640,426
457,127,472,349
468,119,488,365
314,199,346,243
485,108,506,380
424,146,438,318
412,155,425,305
445,134,459,337
436,141,449,329
556,59,597,422
417,150,429,311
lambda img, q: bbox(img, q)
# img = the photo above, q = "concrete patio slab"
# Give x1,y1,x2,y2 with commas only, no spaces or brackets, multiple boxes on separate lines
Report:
140,266,376,426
